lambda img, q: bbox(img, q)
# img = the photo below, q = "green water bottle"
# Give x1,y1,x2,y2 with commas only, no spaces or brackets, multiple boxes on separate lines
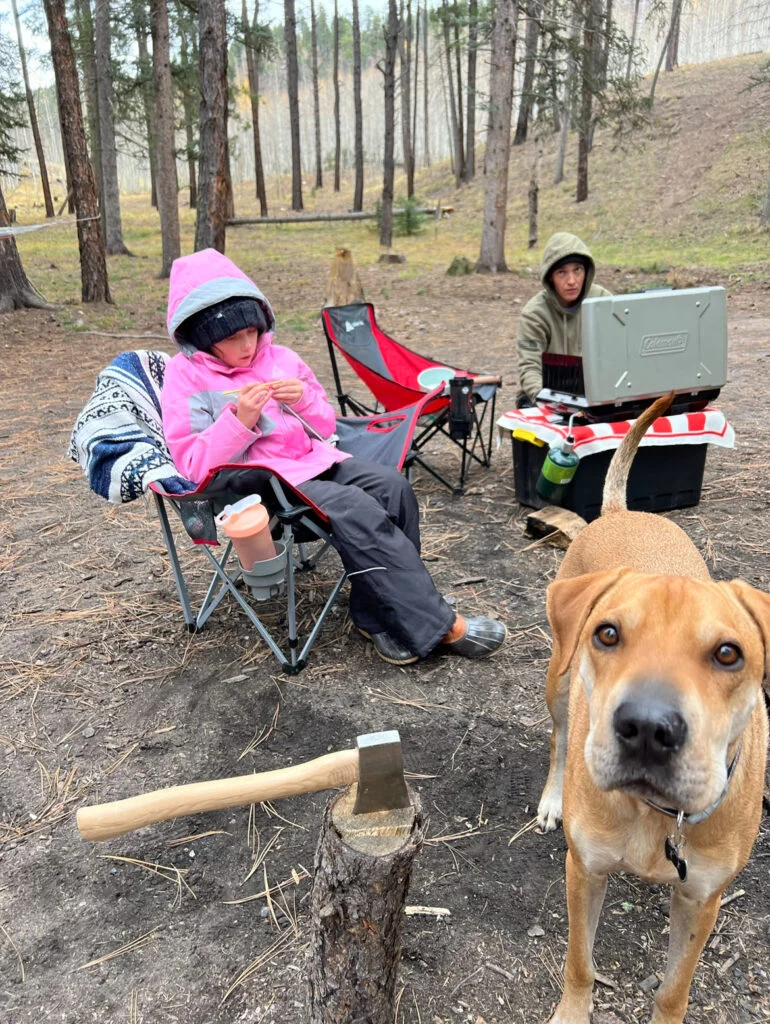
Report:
536,416,580,504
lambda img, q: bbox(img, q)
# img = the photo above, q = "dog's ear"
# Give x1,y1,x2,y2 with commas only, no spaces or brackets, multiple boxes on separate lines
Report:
724,580,770,683
546,568,629,676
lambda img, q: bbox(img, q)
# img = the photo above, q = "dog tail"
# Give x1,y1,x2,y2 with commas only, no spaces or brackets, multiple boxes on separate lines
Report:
601,391,675,514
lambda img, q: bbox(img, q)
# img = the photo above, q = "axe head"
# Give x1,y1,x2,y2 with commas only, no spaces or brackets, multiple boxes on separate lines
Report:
352,729,411,814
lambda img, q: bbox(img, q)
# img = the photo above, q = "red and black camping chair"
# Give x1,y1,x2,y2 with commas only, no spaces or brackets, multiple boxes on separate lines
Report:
69,350,442,674
321,302,502,494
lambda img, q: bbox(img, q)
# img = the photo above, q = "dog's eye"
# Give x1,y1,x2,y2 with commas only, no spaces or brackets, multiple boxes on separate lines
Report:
713,642,743,669
593,623,619,648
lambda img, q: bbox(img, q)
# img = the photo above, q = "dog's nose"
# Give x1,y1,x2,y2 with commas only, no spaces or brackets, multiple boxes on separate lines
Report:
613,698,687,763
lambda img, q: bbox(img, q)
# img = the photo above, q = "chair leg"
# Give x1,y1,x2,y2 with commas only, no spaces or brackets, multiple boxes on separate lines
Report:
196,541,238,627
153,493,196,630
296,570,348,665
158,492,347,673
198,544,291,667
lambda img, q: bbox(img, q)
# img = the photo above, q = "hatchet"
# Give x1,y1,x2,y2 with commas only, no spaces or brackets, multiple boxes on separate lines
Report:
77,730,410,842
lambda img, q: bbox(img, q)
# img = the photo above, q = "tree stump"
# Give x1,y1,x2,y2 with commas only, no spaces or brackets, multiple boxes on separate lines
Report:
307,785,424,1023
326,247,365,306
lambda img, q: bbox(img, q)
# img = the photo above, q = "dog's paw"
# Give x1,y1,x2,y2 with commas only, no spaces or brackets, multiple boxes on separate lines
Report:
548,1007,591,1024
547,992,593,1024
537,790,563,832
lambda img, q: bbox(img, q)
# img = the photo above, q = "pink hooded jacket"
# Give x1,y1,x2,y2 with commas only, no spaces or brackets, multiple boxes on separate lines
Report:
161,249,349,487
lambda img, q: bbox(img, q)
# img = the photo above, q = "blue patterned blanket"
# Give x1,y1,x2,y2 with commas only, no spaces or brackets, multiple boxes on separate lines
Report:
69,350,196,503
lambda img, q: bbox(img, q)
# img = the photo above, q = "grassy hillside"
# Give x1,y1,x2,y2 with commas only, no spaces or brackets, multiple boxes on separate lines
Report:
7,52,770,315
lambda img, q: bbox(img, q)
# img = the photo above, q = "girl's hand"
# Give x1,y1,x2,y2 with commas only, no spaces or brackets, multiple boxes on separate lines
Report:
269,378,304,406
235,381,272,429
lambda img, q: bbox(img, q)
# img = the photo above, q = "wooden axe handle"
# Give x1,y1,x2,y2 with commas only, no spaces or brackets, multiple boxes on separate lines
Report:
469,375,502,386
77,748,359,842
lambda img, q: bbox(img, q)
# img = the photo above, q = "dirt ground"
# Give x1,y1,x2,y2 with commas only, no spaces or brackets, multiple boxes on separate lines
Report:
1,259,769,1024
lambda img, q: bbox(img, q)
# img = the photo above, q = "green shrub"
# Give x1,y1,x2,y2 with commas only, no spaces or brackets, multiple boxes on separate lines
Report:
394,195,426,236
446,256,474,276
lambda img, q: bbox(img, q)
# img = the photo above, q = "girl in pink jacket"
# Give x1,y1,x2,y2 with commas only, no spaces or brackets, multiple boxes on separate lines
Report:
161,250,506,665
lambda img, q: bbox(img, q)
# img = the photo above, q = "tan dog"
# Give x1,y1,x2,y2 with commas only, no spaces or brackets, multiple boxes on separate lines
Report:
537,393,769,1024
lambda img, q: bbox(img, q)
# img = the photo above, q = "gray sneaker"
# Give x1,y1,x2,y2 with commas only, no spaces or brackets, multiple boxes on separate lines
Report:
443,617,507,658
358,628,420,666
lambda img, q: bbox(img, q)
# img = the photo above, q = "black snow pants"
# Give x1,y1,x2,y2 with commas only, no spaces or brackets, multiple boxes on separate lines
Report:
300,457,455,658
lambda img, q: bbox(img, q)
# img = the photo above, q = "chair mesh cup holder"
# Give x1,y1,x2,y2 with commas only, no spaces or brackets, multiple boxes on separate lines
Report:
449,377,474,440
238,539,288,601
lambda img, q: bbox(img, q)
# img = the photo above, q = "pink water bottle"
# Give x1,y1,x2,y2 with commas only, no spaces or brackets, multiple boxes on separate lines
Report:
216,495,277,570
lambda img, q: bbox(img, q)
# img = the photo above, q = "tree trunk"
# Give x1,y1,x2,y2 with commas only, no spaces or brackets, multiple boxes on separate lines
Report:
55,95,75,215
665,0,682,72
74,0,101,208
587,0,605,151
476,0,517,273
546,0,561,132
439,39,455,177
12,0,55,218
649,0,682,106
178,7,198,210
333,0,341,192
94,0,131,254
380,0,399,249
441,1,461,187
464,0,478,181
352,0,364,210
224,137,235,222
244,0,267,215
43,0,111,302
150,0,180,277
412,2,420,167
576,0,597,203
528,130,542,249
399,0,414,197
307,787,424,1023
513,1,539,146
310,0,323,190
554,2,580,185
195,0,229,252
134,0,159,210
453,16,465,179
600,0,614,90
284,0,303,211
626,0,641,79
0,186,52,311
423,0,430,166
761,168,770,229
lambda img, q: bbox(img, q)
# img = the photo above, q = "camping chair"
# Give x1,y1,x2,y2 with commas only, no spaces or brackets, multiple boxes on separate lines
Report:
69,350,441,674
321,302,502,494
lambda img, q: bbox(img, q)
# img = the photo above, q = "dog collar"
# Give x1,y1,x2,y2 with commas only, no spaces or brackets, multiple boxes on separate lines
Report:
644,744,742,826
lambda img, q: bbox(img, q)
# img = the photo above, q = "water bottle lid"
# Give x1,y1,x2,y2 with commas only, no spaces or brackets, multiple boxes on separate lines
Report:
216,494,268,538
217,502,269,539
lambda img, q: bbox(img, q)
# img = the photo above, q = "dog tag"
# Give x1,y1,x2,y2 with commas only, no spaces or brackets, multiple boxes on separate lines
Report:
664,836,688,882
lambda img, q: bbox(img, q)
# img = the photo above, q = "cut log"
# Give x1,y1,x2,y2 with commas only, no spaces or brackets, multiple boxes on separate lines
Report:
307,785,424,1023
326,247,365,307
524,505,587,549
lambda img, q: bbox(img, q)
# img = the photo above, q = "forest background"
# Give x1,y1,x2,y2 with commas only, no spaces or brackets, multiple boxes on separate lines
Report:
5,0,770,195
2,0,770,302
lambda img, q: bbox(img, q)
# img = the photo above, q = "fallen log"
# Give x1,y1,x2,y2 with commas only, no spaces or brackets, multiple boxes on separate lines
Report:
228,206,449,226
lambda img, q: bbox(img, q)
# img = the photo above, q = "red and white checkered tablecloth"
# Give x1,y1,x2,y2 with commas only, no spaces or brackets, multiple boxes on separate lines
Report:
497,406,735,458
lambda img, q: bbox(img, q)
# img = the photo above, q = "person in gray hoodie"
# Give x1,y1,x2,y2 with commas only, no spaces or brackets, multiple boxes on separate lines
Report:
515,232,611,406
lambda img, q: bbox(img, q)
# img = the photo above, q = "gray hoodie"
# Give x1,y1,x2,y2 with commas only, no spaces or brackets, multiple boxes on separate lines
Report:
516,232,611,401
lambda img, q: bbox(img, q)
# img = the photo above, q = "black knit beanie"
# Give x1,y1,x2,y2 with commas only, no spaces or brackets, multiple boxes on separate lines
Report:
548,254,589,280
176,297,269,351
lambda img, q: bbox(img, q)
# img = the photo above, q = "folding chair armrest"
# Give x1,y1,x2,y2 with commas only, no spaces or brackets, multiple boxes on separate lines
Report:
275,503,316,525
